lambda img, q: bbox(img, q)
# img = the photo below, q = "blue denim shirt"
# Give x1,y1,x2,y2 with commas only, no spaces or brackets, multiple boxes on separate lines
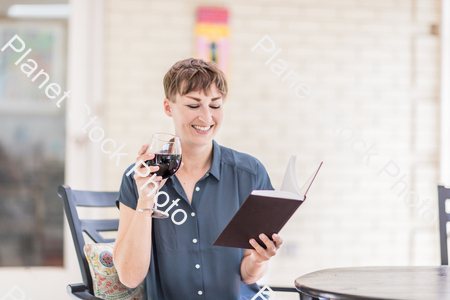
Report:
117,140,274,300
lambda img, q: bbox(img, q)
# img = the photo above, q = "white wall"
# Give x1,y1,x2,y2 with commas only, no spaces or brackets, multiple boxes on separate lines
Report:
0,0,443,299
102,0,442,286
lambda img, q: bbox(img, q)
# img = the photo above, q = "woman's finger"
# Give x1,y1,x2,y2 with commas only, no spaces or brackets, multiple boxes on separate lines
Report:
137,163,158,173
249,238,266,258
259,234,277,256
272,233,283,248
138,143,149,155
134,154,157,176
133,166,160,181
136,152,155,165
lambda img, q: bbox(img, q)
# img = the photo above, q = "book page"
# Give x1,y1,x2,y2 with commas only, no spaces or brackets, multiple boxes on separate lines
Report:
300,162,323,197
280,156,323,200
280,155,303,197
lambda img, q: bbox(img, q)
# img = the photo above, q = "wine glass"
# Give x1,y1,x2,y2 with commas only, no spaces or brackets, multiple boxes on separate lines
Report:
138,133,182,218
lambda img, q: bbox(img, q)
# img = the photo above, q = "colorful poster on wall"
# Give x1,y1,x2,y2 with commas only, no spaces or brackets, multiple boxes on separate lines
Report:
195,6,230,76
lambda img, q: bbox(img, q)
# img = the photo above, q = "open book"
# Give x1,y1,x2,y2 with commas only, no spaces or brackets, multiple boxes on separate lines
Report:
213,156,322,249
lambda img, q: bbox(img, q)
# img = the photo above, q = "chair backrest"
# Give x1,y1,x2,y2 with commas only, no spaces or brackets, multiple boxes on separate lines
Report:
438,185,450,265
58,185,119,295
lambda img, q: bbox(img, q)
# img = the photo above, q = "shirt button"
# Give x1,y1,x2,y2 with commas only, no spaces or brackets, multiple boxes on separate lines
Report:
195,264,200,269
192,238,198,243
191,212,196,217
195,187,200,192
206,173,209,176
198,290,203,295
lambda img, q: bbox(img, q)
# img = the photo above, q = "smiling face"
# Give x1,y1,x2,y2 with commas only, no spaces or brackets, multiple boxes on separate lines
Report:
164,83,224,148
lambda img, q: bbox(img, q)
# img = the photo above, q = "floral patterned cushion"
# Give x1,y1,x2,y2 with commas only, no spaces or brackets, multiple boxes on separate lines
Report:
83,243,144,300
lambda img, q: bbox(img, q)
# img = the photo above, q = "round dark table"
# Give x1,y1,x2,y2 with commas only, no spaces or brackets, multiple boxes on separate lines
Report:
295,266,450,300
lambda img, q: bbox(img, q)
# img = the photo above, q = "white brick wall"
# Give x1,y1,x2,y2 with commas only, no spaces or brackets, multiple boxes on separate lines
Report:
102,0,441,287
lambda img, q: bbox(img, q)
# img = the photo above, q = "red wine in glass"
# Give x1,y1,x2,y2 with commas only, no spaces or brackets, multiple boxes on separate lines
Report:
145,153,182,179
138,133,182,218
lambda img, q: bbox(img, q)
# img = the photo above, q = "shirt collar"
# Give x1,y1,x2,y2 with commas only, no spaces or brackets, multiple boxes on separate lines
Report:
208,139,221,181
169,139,221,187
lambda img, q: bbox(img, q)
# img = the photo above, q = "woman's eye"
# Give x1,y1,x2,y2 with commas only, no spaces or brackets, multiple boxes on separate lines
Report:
187,105,220,109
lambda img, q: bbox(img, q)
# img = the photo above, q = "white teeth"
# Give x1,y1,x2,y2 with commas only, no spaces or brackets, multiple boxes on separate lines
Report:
193,125,212,131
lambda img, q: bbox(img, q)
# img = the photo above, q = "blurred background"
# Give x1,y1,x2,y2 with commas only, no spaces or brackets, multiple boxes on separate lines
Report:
0,0,447,299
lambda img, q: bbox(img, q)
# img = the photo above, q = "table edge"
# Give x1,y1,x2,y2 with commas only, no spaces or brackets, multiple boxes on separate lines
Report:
294,283,389,300
293,266,450,300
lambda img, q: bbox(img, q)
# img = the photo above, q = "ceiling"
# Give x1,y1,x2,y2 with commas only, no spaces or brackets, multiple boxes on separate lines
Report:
0,0,68,17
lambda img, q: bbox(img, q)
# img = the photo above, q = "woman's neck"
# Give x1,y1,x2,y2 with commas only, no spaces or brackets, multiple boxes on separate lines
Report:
179,141,213,176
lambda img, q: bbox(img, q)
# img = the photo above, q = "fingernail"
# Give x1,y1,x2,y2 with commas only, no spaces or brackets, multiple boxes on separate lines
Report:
273,233,278,238
250,239,255,244
259,234,265,240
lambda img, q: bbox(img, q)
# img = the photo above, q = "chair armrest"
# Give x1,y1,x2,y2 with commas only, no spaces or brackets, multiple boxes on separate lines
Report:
270,286,299,293
67,284,102,300
67,284,88,294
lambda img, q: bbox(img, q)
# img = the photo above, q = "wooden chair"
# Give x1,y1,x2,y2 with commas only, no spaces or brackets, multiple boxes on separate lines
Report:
438,185,450,265
58,185,118,299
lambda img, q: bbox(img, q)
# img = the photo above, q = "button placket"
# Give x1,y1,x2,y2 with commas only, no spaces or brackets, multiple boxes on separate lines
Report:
191,180,204,297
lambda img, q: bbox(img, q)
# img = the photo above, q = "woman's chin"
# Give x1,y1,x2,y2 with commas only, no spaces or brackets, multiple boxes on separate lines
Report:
178,129,217,148
189,134,215,147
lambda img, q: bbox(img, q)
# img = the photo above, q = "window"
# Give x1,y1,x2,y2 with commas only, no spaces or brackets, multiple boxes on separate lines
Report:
0,20,66,267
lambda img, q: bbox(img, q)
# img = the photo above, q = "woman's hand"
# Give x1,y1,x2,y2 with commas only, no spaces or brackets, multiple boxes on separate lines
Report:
241,233,284,283
248,233,283,264
133,143,184,210
133,143,165,209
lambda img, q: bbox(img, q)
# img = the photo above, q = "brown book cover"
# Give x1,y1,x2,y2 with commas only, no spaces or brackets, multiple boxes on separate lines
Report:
213,157,322,249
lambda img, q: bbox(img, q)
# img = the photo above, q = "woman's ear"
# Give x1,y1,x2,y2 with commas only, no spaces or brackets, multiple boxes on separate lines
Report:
163,98,173,117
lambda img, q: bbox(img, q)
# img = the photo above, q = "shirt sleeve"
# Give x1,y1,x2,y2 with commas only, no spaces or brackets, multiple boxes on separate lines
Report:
255,159,274,191
115,163,139,210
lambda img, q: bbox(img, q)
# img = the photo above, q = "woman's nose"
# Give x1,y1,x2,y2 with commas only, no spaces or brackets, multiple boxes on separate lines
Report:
198,106,212,123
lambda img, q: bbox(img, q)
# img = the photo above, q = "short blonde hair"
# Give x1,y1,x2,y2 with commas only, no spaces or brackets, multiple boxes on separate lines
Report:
163,58,228,102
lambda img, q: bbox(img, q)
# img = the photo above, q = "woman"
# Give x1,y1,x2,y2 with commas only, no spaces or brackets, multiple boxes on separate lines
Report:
113,58,283,300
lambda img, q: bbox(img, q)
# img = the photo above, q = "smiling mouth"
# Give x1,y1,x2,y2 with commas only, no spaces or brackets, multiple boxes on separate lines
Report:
192,125,213,132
